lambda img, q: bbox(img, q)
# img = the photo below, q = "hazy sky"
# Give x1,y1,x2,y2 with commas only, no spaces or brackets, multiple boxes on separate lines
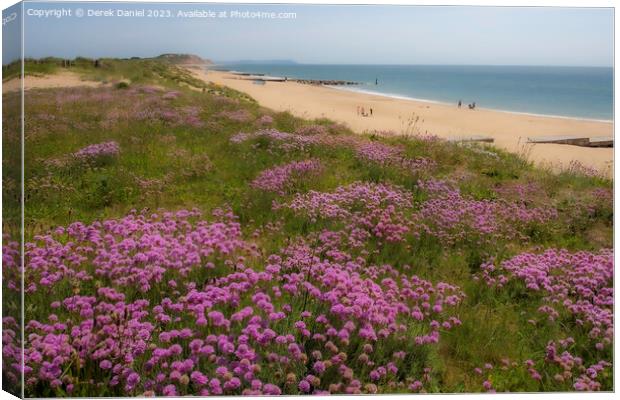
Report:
4,1,614,66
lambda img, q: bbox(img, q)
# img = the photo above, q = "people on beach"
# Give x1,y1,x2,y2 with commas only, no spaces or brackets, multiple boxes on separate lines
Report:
357,106,373,117
375,78,378,85
468,102,476,110
458,100,462,108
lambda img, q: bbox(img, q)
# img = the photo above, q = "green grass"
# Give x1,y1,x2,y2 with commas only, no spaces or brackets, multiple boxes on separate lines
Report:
3,57,59,81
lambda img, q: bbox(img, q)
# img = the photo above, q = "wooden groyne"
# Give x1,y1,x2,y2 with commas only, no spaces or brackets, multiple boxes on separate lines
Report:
226,71,359,86
527,135,613,148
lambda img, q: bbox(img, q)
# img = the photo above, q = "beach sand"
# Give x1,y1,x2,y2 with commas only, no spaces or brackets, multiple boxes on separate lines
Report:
2,71,105,93
189,68,613,176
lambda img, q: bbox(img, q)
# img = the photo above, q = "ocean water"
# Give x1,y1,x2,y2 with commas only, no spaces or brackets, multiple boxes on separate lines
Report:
218,64,613,121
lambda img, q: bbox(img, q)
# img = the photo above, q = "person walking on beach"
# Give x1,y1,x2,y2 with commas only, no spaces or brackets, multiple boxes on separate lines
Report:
361,107,366,116
375,78,378,85
370,107,373,116
458,100,462,108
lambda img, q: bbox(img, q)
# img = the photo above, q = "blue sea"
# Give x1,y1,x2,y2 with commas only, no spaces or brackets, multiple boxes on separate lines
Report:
218,64,613,121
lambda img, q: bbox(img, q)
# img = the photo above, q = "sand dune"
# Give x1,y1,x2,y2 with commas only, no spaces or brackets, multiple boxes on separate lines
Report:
2,71,104,93
188,67,613,176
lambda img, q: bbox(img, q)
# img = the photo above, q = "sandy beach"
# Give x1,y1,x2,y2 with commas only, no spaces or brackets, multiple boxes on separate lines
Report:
189,68,613,176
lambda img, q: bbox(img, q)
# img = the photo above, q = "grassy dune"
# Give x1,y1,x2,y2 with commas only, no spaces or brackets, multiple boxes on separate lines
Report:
2,59,613,396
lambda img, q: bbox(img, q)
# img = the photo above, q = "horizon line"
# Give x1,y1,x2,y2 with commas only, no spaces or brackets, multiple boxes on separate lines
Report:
215,61,613,68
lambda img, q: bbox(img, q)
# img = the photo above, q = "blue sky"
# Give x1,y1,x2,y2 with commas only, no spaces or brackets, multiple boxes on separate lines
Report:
4,1,614,66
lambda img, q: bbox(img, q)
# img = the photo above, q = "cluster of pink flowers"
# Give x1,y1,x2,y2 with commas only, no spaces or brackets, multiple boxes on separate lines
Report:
73,141,120,163
277,181,414,243
278,179,557,247
471,358,541,392
231,129,436,175
230,128,370,156
355,142,403,166
251,159,323,195
2,316,21,386
3,205,465,396
134,105,204,128
412,132,441,142
493,182,546,203
44,141,120,170
216,109,253,123
54,91,84,104
212,95,239,106
478,249,612,346
471,341,612,392
2,238,20,292
545,340,612,391
255,115,274,126
590,187,613,206
565,160,607,179
22,208,254,294
230,129,321,152
355,142,436,174
229,132,255,144
570,187,614,223
413,179,558,245
294,125,329,136
31,86,210,131
179,106,205,128
476,248,612,390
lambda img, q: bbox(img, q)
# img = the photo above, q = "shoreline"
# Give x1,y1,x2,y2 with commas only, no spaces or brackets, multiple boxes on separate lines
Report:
216,66,613,123
189,67,613,175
